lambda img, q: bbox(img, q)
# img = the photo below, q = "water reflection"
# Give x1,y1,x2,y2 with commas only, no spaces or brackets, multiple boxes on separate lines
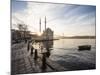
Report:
32,41,53,71
32,40,53,58
31,39,95,70
42,41,53,57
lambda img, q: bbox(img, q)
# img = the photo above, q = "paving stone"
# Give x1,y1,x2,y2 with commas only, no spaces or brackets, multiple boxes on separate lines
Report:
11,42,55,75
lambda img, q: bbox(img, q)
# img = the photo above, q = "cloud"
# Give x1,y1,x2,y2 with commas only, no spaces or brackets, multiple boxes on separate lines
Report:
12,1,96,36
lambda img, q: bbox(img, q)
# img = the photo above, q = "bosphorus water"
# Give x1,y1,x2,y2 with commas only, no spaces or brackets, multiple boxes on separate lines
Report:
49,39,96,70
33,38,96,71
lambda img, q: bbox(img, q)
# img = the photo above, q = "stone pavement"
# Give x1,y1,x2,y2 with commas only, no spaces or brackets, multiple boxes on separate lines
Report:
11,41,67,75
11,42,54,75
11,42,34,75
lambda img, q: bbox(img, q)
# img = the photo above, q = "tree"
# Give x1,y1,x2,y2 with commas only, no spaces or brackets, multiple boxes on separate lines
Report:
18,24,28,42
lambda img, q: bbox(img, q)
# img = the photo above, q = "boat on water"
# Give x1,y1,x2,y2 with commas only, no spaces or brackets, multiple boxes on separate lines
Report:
78,45,91,51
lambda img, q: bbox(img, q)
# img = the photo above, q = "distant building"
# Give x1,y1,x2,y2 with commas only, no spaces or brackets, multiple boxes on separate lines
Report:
11,29,23,40
42,28,53,40
11,29,31,41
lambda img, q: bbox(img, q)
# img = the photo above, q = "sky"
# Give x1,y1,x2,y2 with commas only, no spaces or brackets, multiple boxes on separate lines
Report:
11,0,96,36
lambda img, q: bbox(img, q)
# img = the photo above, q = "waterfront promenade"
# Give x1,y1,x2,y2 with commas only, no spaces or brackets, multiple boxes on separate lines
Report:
11,41,66,75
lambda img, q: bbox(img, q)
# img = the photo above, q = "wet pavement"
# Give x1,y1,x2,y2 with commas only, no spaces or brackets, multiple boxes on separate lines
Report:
11,42,61,75
11,39,96,75
11,42,34,75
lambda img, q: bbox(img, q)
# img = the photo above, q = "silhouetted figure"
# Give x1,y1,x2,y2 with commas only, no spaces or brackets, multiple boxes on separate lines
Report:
34,49,38,60
41,53,47,70
46,51,50,58
25,39,27,43
31,46,34,55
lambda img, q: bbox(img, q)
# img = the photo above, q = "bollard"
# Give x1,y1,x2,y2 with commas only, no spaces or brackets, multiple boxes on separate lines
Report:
41,53,46,70
34,49,38,60
27,42,30,51
31,46,34,55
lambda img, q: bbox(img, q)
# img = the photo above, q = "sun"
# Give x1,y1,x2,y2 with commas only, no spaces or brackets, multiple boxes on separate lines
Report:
37,32,42,36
